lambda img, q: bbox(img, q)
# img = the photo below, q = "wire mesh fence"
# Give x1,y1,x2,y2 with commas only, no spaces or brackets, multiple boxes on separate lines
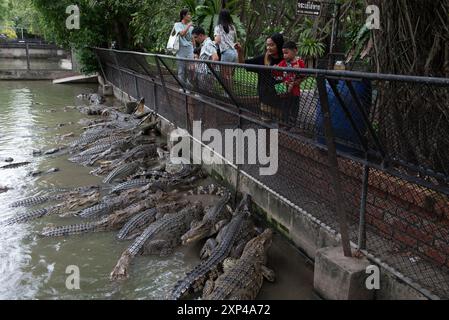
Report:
94,48,449,298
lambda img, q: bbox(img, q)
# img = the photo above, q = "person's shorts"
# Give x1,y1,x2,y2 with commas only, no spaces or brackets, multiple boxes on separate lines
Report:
220,48,237,63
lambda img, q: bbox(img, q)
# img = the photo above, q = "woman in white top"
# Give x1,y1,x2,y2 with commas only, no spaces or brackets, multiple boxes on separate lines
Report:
174,9,194,86
214,9,238,91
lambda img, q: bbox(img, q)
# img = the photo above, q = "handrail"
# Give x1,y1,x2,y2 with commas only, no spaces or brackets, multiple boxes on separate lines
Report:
92,47,449,85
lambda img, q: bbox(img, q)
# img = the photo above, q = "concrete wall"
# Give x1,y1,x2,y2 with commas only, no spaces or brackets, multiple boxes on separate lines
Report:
0,47,67,59
109,82,434,300
0,70,77,80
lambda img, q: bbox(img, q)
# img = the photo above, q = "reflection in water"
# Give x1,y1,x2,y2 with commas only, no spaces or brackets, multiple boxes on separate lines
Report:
0,86,38,299
0,81,314,300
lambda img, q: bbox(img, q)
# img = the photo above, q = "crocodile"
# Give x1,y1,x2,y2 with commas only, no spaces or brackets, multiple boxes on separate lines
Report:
69,128,130,150
103,162,140,184
41,192,177,238
78,179,178,219
181,191,231,245
77,104,105,115
115,208,158,240
123,143,158,161
202,229,275,300
1,162,31,169
43,147,66,156
77,202,117,219
69,131,116,150
9,185,99,209
110,179,152,194
89,94,105,105
62,189,101,213
169,194,256,300
84,146,125,167
110,202,204,280
10,195,57,208
109,165,202,195
1,204,65,226
0,186,9,194
116,199,190,240
76,139,129,158
69,139,131,165
111,144,158,168
89,134,130,148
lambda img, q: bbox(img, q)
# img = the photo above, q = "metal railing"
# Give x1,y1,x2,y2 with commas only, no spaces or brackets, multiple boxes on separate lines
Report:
94,47,449,299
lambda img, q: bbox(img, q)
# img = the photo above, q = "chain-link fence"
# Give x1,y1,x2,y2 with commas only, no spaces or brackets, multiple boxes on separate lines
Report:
94,48,449,299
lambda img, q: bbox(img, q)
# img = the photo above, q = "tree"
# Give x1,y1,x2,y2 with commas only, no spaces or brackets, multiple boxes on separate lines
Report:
370,0,449,177
3,0,43,36
0,0,7,24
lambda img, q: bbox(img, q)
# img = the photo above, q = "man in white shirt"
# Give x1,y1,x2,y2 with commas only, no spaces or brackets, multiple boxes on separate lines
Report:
192,26,219,74
190,26,220,98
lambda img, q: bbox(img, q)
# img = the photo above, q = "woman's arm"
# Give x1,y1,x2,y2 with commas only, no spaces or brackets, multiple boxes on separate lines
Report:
178,23,192,37
214,25,221,44
235,43,245,63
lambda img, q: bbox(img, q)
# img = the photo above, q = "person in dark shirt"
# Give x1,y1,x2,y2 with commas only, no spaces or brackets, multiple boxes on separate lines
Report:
235,33,285,121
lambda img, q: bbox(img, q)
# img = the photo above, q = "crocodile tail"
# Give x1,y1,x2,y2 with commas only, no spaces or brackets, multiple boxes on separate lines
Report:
10,195,51,208
2,207,50,225
41,222,98,237
169,278,192,300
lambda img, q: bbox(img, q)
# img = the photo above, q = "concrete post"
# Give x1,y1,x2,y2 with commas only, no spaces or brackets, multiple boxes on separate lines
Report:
314,246,375,300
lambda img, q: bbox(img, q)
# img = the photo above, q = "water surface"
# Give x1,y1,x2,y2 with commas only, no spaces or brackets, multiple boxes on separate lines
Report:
0,81,315,300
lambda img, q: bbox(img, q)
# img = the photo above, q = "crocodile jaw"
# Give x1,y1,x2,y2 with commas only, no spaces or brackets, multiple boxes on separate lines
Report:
181,224,211,245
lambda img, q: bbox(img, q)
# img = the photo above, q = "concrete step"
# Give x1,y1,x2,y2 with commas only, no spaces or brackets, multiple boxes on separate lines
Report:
52,73,98,84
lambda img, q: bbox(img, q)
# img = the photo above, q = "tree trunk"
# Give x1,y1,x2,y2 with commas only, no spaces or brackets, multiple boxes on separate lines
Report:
371,0,449,177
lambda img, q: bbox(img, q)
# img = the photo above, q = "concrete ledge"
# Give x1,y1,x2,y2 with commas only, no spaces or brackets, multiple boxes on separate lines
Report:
314,246,374,300
53,74,98,84
0,70,78,80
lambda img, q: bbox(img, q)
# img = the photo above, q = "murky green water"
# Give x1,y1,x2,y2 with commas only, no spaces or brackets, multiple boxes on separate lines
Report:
0,81,315,300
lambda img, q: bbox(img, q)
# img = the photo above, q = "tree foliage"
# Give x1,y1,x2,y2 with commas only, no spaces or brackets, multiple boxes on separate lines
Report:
0,0,7,24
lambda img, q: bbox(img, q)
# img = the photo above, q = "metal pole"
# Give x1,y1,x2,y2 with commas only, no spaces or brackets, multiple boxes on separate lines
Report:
205,61,243,205
153,83,158,114
155,56,190,130
112,51,125,101
317,76,352,257
155,56,176,119
358,165,369,250
344,80,387,161
25,42,31,70
157,56,187,91
70,48,74,71
94,49,107,82
205,61,244,110
135,75,140,98
328,2,341,69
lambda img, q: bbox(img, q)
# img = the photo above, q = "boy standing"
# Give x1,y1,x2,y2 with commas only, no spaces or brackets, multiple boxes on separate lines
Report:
276,41,305,124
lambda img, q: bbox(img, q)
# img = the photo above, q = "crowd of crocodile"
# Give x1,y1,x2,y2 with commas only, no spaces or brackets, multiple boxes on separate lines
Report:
0,94,276,300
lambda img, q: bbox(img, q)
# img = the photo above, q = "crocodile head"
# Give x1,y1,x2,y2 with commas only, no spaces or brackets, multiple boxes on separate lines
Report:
243,228,273,261
181,221,212,245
